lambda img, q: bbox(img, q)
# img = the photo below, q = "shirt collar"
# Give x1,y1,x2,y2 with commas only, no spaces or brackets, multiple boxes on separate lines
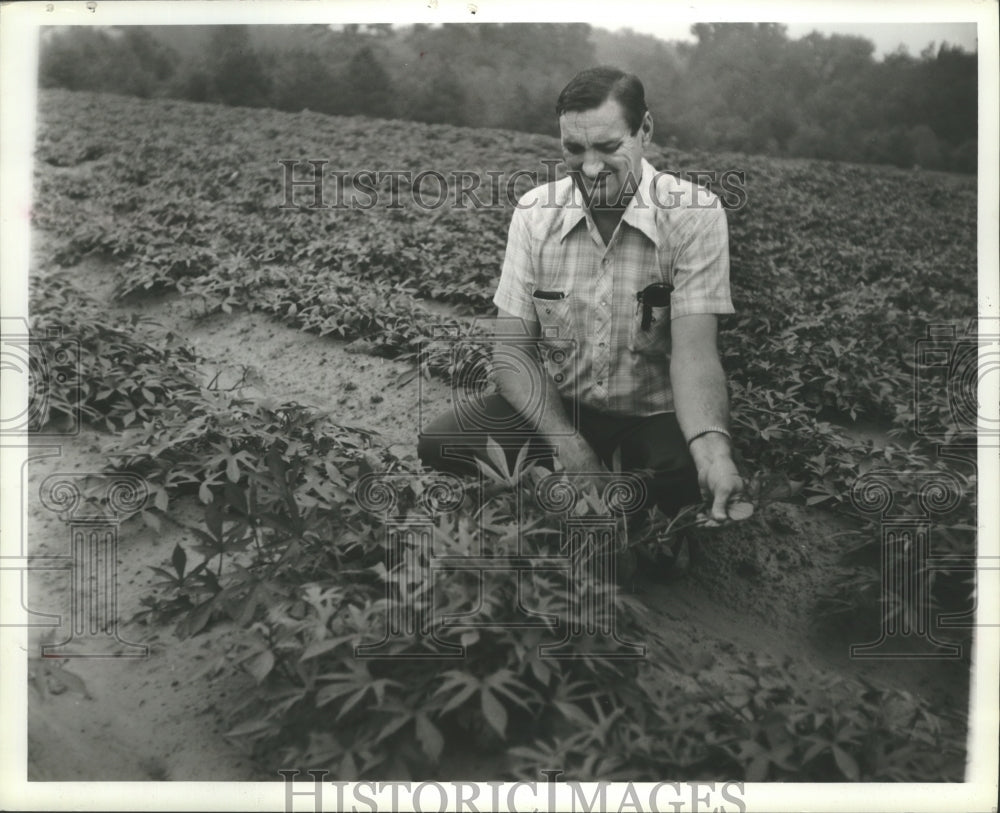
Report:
559,158,661,248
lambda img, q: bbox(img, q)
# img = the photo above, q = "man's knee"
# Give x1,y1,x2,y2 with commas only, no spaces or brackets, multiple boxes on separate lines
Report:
416,425,476,476
416,395,537,475
416,429,437,470
417,401,468,473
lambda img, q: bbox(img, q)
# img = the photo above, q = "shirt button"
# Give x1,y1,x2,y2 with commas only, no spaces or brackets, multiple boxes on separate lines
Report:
599,342,606,347
597,380,604,386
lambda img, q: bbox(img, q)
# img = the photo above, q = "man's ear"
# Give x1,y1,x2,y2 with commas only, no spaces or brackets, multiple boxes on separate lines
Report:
640,112,654,146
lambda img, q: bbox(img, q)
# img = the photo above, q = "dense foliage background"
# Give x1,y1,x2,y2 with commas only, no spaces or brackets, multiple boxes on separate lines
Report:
38,22,977,172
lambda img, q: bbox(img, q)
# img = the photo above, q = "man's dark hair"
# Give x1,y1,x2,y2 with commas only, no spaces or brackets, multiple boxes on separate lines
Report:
556,66,648,134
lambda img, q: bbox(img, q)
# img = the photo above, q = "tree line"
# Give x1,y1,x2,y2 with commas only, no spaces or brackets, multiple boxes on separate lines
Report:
38,23,977,172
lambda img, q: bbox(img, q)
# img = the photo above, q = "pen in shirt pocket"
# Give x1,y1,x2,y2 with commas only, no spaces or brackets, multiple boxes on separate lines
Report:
533,289,566,300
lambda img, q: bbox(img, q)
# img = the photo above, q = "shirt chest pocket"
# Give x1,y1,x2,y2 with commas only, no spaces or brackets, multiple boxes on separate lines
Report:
532,294,575,343
628,303,671,356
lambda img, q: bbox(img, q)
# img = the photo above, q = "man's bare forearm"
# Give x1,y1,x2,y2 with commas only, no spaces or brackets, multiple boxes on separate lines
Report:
492,343,576,440
670,343,733,465
668,313,733,461
671,341,744,517
670,346,730,434
492,341,603,471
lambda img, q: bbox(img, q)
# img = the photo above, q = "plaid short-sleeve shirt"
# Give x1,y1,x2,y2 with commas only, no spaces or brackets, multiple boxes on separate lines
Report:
493,158,735,417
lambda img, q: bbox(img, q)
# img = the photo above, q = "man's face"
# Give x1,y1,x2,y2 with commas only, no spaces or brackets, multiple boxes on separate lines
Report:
559,97,652,209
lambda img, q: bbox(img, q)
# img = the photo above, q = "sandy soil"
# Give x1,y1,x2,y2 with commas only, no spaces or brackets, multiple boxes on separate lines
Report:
23,242,968,781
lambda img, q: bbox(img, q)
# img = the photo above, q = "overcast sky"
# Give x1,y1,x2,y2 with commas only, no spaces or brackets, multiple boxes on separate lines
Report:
623,21,978,58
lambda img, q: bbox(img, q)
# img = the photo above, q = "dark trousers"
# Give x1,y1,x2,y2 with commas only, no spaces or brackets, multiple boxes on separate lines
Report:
417,394,701,517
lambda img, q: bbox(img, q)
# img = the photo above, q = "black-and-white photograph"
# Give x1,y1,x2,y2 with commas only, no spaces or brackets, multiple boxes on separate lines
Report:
1,2,996,811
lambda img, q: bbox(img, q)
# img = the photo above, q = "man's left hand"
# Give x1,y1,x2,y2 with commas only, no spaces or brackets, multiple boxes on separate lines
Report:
697,456,745,522
688,434,745,522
